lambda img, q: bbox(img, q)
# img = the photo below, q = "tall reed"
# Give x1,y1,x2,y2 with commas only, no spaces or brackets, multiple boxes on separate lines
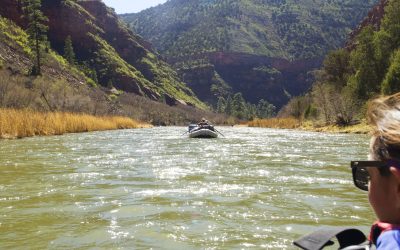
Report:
0,108,149,139
247,117,301,129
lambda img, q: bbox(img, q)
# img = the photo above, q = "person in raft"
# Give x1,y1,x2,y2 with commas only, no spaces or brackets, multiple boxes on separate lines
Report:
197,118,209,127
351,93,400,249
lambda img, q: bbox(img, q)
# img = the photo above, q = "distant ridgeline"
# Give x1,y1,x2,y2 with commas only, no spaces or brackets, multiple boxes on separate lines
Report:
121,0,378,110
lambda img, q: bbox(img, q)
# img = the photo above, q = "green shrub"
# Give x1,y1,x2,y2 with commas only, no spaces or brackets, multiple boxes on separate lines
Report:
382,50,400,95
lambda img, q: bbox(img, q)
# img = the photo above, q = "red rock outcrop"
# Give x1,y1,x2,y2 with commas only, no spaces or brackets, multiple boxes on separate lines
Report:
173,52,322,108
345,0,389,50
42,0,159,99
0,0,200,107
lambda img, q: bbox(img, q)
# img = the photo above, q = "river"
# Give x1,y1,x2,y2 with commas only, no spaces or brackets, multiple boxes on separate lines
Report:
0,127,374,249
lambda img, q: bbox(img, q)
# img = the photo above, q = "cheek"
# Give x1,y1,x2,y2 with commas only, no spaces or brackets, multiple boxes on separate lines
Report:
369,184,384,209
368,173,395,221
369,182,378,206
368,171,385,214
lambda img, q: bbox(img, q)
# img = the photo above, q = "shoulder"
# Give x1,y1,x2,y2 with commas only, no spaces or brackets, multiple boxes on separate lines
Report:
377,229,400,249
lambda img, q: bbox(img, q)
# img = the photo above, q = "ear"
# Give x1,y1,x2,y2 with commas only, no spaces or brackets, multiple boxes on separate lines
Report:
390,167,400,193
390,167,400,178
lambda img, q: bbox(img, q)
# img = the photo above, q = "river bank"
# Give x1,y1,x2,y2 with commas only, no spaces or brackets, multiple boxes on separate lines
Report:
0,108,150,139
247,118,371,134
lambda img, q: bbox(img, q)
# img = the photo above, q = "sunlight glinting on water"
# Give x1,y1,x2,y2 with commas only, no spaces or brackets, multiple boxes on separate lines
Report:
0,127,373,249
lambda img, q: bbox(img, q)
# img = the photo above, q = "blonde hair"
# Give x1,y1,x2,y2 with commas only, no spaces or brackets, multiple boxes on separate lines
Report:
368,93,400,162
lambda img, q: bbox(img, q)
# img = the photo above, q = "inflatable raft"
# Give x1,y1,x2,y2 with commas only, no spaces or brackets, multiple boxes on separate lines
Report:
188,124,218,138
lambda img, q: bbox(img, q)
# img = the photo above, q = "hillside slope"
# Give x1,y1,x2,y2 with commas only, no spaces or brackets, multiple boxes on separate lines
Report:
0,0,205,108
123,0,377,60
279,0,400,125
0,0,236,125
122,0,379,108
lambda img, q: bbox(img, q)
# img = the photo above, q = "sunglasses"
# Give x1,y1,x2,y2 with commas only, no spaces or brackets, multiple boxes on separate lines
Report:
350,160,400,191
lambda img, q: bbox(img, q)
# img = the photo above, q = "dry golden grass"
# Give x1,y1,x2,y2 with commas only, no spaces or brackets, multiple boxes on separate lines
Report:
302,122,371,134
0,108,150,139
247,117,301,129
248,117,371,134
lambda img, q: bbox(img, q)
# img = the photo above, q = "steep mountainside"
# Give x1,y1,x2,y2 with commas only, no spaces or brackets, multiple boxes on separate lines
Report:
281,0,400,124
123,0,377,60
122,0,379,108
0,15,222,125
0,0,205,108
345,0,389,49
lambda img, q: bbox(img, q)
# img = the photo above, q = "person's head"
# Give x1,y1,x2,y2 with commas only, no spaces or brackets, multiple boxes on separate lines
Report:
365,93,400,223
201,118,206,122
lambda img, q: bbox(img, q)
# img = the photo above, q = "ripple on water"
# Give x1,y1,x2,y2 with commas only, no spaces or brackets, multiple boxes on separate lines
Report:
0,127,373,249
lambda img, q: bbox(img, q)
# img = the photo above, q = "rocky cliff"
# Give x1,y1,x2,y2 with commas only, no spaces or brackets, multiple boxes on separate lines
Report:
122,0,379,108
174,52,321,108
0,0,205,108
345,0,389,49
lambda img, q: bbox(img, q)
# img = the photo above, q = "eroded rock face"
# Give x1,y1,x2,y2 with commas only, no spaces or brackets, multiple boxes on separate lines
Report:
0,0,24,26
78,1,148,61
0,0,198,106
174,52,322,108
48,0,163,100
168,0,387,108
346,0,389,50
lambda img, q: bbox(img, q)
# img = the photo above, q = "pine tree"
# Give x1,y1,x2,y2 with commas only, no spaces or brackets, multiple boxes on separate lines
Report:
225,95,233,115
216,96,226,113
381,0,400,51
22,0,49,76
256,99,276,118
374,30,392,81
64,35,76,65
349,26,379,99
382,50,400,95
246,103,257,120
232,92,247,119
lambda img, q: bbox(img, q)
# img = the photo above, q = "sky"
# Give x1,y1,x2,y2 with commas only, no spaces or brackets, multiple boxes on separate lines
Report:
102,0,168,14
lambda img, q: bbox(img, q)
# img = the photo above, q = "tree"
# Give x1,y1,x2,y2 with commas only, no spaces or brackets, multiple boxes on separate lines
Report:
107,79,114,89
22,0,49,76
225,95,233,115
231,92,247,119
311,82,333,123
381,0,400,51
323,49,351,87
350,26,379,99
246,103,257,120
64,35,76,65
216,96,226,113
303,104,318,120
382,49,400,95
256,99,276,118
337,83,361,125
79,61,98,84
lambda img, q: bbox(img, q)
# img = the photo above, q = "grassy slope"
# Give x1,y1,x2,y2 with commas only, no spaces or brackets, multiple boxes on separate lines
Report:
0,16,219,127
66,0,206,109
0,18,151,138
247,118,371,134
0,16,89,84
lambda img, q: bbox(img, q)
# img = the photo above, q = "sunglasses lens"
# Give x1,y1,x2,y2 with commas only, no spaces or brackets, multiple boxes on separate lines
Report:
354,166,369,191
